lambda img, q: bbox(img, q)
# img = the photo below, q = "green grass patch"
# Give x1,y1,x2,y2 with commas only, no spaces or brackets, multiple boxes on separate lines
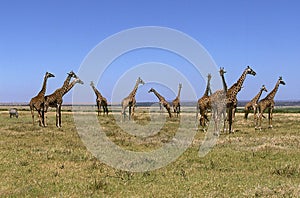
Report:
0,109,300,197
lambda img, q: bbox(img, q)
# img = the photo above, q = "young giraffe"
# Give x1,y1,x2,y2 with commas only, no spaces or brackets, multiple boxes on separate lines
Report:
210,67,228,134
172,83,182,117
121,77,145,120
29,72,55,126
196,74,212,128
225,66,256,133
255,77,285,130
148,88,172,118
90,81,109,116
244,85,268,120
43,71,78,128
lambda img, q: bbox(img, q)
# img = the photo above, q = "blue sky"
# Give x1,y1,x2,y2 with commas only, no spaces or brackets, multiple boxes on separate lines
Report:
0,0,299,103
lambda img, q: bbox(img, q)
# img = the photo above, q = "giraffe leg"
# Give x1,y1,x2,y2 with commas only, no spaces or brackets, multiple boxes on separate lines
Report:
41,108,45,127
253,106,257,122
121,106,127,122
56,105,61,128
268,108,273,128
102,105,105,116
131,105,135,119
231,107,236,133
97,102,100,116
37,110,42,127
30,107,35,125
244,106,249,119
59,105,62,128
128,106,132,120
167,106,172,118
105,105,109,115
228,107,234,133
258,109,264,131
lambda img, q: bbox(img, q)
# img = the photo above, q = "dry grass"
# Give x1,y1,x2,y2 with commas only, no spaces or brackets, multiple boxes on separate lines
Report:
0,107,300,197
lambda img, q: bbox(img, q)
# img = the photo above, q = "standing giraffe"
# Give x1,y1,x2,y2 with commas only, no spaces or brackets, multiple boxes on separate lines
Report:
172,83,182,117
210,67,228,134
121,77,145,120
196,74,212,128
148,88,172,118
29,72,55,126
90,81,109,116
225,66,256,133
244,85,268,120
255,77,285,130
43,71,78,127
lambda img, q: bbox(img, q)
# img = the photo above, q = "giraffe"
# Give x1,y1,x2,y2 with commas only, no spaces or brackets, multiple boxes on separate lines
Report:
43,71,78,128
244,85,268,120
148,88,172,118
90,81,109,116
210,67,228,134
196,74,212,128
29,72,55,126
225,66,256,133
121,77,145,120
255,77,285,130
172,83,182,117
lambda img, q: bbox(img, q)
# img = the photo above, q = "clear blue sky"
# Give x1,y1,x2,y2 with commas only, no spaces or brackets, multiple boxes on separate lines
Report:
1,0,299,103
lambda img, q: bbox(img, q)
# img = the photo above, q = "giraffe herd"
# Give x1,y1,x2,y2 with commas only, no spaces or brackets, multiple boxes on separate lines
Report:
30,67,285,132
197,66,285,133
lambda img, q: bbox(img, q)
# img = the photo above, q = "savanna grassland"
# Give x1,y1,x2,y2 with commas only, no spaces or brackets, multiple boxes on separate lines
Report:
0,106,300,197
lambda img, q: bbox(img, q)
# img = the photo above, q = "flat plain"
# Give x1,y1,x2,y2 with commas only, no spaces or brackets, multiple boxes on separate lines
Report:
0,106,300,197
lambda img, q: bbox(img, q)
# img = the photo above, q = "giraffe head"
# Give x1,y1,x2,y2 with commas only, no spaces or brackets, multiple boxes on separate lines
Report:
219,67,226,76
148,88,155,93
137,77,145,85
46,72,55,78
90,81,95,87
261,85,268,92
75,78,84,85
207,73,212,80
245,66,256,76
278,76,286,85
67,71,78,79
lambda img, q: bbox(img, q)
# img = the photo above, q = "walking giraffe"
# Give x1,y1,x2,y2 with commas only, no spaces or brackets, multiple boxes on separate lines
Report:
121,77,145,120
244,85,268,120
29,72,55,126
172,83,182,117
225,66,256,133
196,74,212,128
255,77,285,130
210,67,228,134
90,81,109,116
43,71,79,127
148,88,172,118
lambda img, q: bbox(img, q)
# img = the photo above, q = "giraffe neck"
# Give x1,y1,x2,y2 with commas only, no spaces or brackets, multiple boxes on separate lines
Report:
64,79,79,95
37,74,48,97
204,78,211,96
266,81,280,100
228,69,248,96
57,75,73,97
63,75,73,89
152,89,164,101
251,89,264,103
91,85,102,98
221,74,227,92
176,86,182,99
129,81,140,98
